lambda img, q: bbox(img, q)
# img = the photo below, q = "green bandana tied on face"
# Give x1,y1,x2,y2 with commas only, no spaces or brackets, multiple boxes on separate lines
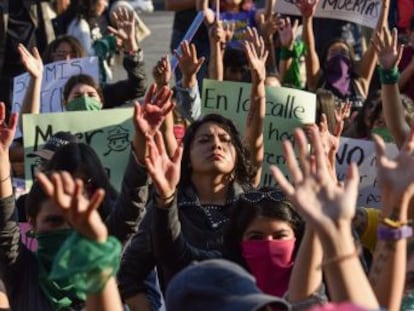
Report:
66,95,102,111
36,229,85,310
36,230,121,310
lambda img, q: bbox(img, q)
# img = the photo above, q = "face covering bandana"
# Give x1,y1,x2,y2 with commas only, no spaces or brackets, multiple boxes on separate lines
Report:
36,229,85,310
325,54,351,98
371,127,393,143
66,95,102,111
241,239,295,297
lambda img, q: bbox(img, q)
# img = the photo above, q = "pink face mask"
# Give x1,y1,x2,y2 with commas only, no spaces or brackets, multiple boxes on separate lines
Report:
241,239,296,297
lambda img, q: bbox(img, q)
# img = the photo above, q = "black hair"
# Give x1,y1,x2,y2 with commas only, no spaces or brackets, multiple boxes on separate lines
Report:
25,173,52,222
43,142,118,219
179,114,256,189
223,48,251,82
410,15,414,33
223,187,304,268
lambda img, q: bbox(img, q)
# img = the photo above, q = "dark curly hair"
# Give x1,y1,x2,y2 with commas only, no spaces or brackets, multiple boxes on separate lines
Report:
223,187,304,269
179,114,256,189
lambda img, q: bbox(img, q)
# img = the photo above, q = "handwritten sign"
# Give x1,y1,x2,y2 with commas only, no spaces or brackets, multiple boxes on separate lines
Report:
275,0,382,28
13,57,99,138
22,108,134,191
336,138,398,208
202,79,316,186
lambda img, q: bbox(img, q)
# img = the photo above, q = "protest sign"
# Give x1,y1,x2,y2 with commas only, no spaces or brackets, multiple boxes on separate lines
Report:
202,79,316,186
336,137,398,208
13,57,99,138
23,108,133,191
274,0,382,28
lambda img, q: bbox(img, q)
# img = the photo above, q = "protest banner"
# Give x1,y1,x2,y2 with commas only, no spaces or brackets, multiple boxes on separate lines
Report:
22,108,134,191
13,57,99,138
202,79,316,186
336,137,398,208
274,0,382,28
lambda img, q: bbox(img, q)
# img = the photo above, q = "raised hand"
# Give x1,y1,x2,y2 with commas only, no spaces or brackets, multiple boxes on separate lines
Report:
208,20,227,46
174,41,205,88
0,102,18,158
108,6,137,52
296,0,319,18
243,33,268,83
152,55,172,88
144,131,183,202
18,44,44,79
278,17,299,49
270,127,359,235
373,125,414,215
37,171,108,242
133,84,174,137
372,26,403,70
258,13,279,41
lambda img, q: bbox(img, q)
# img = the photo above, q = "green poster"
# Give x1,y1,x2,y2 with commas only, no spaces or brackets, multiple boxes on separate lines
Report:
202,79,316,186
23,108,134,191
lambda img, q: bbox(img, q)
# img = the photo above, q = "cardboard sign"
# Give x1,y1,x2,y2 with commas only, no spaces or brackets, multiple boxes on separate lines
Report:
13,57,99,138
202,79,316,186
275,0,382,28
336,137,399,208
22,108,134,191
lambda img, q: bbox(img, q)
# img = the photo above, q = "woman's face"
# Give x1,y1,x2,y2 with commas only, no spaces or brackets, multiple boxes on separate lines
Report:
32,199,70,233
52,41,76,62
95,0,109,16
326,42,351,62
189,122,237,176
242,216,295,241
66,83,102,104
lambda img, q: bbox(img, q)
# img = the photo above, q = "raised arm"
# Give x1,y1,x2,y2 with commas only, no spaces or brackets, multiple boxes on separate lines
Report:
18,44,44,130
372,26,408,148
104,7,147,107
196,0,215,25
271,127,379,309
207,20,225,80
368,128,414,311
297,0,321,91
243,29,268,187
355,0,390,96
175,40,204,122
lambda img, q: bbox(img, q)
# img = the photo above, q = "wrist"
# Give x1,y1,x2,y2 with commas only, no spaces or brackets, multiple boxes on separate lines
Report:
378,66,400,84
182,76,197,88
155,189,176,207
123,39,138,53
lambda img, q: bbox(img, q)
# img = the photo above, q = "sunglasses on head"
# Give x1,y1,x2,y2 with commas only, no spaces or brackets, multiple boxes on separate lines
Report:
240,190,286,204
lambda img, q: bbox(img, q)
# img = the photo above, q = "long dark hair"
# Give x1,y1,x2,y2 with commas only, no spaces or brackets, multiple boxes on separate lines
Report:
179,114,256,189
223,188,304,268
43,35,86,64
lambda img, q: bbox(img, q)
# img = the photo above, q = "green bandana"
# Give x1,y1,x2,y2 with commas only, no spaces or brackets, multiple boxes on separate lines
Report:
66,95,102,111
281,41,306,89
36,229,85,310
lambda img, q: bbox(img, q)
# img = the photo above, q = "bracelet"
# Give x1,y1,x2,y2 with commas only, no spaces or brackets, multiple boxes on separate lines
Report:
0,175,10,183
378,66,400,84
382,217,411,229
378,224,413,240
154,190,176,201
319,245,361,269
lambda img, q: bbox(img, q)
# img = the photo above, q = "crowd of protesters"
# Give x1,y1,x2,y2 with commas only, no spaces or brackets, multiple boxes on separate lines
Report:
1,0,414,310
